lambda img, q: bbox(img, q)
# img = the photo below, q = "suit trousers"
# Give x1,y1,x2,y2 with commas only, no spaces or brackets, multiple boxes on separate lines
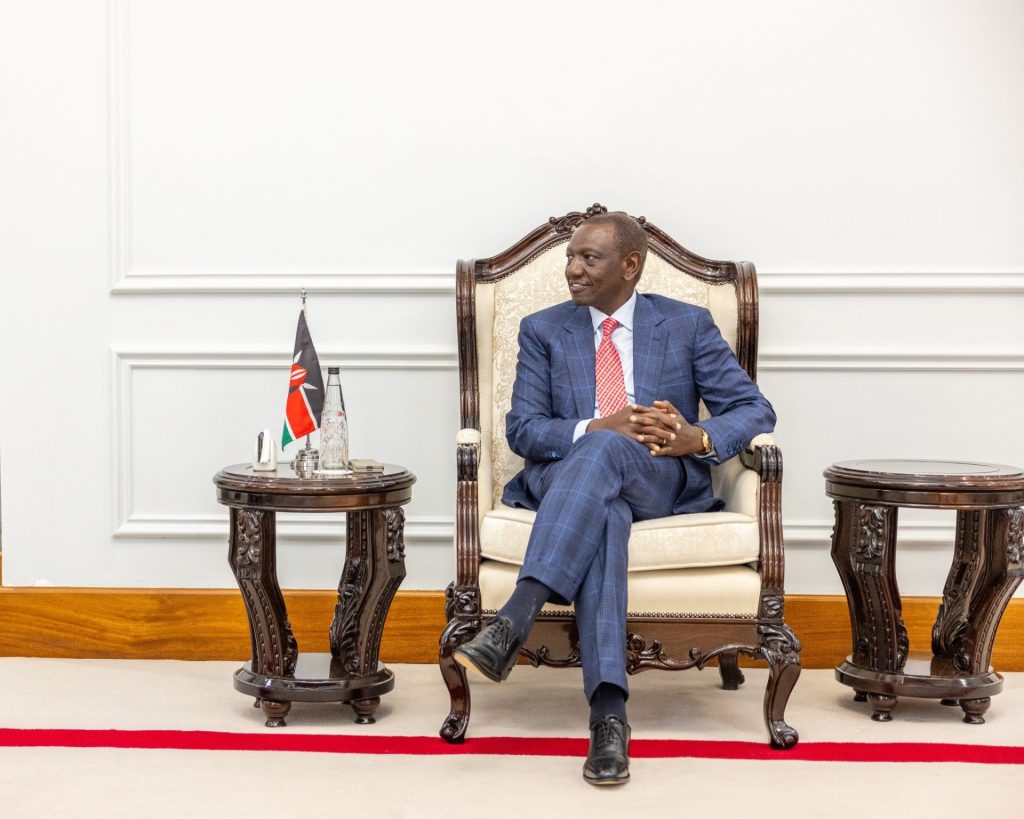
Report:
519,430,686,700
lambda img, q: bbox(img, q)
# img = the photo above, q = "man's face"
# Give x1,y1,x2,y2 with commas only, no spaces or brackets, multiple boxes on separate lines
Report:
565,222,639,315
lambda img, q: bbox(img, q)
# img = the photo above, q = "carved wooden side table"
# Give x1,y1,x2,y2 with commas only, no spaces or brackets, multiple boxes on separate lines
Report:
214,463,415,727
826,459,1024,724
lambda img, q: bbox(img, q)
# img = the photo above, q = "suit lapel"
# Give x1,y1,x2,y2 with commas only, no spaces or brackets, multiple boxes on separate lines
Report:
563,307,596,419
632,294,666,407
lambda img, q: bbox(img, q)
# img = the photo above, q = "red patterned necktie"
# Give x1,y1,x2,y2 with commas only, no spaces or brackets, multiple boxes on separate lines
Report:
595,317,628,417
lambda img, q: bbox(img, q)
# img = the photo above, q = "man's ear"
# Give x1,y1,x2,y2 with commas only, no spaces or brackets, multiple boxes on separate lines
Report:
623,250,642,282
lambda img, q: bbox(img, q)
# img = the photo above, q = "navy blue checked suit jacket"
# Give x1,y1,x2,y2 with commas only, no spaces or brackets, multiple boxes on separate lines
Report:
501,292,776,515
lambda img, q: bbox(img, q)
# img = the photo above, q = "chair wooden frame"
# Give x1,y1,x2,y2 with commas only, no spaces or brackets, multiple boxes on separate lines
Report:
438,204,801,748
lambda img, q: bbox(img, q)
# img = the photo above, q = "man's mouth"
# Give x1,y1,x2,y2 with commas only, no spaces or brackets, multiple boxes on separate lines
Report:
568,281,589,292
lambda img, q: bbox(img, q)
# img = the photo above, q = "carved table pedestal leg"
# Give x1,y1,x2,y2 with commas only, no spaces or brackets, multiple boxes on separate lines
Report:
932,509,1024,723
227,507,298,728
832,502,907,719
329,506,408,724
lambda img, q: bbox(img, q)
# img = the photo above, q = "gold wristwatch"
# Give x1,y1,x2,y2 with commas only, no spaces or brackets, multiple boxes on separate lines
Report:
699,426,711,455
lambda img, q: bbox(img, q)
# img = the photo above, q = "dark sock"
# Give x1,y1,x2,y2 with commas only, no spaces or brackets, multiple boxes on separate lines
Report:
496,577,552,639
589,683,628,727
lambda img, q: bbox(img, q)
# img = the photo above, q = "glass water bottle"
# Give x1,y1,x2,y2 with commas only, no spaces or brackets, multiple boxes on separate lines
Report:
319,367,351,471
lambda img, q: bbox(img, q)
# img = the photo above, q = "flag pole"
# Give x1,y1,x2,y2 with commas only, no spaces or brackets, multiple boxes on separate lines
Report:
301,287,313,455
288,286,320,477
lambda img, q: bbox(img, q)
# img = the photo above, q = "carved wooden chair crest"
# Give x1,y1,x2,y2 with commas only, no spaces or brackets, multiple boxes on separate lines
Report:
439,204,801,748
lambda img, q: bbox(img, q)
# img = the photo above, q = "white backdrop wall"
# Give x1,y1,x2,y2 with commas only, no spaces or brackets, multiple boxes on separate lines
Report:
1,0,1022,596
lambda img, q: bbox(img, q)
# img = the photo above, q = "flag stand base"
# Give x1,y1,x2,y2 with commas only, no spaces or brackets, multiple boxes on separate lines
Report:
292,438,319,478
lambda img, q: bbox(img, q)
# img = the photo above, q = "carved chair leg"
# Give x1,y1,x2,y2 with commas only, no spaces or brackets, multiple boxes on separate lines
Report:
759,623,801,749
718,652,745,690
439,613,478,744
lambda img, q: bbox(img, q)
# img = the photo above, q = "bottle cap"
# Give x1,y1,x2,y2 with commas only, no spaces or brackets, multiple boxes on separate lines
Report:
328,366,340,374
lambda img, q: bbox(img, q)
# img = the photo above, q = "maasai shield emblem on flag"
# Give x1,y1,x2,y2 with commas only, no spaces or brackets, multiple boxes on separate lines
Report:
281,311,325,447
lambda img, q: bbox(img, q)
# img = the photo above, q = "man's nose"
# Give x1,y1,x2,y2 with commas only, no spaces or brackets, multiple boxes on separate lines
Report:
566,257,582,276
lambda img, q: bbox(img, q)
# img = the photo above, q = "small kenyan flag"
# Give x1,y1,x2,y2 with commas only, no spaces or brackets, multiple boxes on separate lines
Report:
281,311,325,447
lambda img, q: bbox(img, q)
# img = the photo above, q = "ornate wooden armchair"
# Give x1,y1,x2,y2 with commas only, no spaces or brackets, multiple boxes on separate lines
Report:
439,204,801,747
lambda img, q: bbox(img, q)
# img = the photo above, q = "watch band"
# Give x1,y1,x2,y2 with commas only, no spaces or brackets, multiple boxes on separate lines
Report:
699,427,711,455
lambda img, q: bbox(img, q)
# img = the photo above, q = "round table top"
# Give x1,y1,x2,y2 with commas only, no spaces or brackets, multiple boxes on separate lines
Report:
214,463,415,509
824,459,1024,507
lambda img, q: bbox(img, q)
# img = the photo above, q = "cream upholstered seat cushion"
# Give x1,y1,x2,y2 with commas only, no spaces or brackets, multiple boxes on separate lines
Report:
479,559,760,616
480,505,759,571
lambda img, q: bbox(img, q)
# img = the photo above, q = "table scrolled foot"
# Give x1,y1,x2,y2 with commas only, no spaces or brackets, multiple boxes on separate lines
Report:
351,697,380,724
960,697,990,724
261,699,290,728
853,691,868,702
868,693,897,721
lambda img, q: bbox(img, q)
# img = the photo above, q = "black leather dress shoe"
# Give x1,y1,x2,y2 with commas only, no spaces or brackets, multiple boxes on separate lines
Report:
583,716,630,785
453,616,522,682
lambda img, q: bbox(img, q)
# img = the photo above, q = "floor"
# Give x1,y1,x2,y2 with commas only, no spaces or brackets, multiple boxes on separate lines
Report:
1,658,1021,817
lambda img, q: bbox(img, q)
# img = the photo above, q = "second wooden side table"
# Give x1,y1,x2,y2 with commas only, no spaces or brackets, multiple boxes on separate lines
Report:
826,459,1024,724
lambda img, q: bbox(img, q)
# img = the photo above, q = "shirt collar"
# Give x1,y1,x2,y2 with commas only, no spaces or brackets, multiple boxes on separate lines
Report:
589,290,637,335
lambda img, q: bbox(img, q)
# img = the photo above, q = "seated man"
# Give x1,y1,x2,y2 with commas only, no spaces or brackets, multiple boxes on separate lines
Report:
455,211,776,785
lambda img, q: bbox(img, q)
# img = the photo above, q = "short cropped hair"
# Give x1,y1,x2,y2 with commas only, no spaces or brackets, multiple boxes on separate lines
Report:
585,211,648,273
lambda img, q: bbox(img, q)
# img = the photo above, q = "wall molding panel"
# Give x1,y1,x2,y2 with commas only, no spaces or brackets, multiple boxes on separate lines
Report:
105,7,1024,297
759,349,1024,372
783,519,957,551
756,270,1024,294
110,268,1024,296
105,0,451,295
109,347,458,539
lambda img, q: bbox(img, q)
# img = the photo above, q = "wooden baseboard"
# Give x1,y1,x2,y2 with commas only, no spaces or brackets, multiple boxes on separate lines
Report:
1,581,1023,669
0,586,447,663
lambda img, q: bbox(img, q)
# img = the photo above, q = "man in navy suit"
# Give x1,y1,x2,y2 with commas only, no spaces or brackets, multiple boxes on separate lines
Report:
456,211,775,785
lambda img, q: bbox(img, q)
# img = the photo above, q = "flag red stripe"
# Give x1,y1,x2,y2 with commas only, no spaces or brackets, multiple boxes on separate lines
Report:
285,387,316,439
1,729,1022,764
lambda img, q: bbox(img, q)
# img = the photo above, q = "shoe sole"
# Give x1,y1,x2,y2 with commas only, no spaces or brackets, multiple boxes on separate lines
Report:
453,649,504,683
583,771,630,786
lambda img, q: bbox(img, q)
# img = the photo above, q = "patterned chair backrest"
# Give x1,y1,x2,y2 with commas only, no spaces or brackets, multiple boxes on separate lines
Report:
472,233,744,515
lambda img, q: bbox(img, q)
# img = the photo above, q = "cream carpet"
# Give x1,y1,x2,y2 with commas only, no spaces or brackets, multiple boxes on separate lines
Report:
1,658,1022,817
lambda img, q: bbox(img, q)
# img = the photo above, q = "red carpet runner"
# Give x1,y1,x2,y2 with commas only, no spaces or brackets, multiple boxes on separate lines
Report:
1,728,1023,764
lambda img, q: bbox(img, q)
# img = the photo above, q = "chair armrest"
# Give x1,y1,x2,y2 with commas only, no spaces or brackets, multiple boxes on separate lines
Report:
456,428,482,446
715,435,779,516
738,434,785,601
739,433,782,483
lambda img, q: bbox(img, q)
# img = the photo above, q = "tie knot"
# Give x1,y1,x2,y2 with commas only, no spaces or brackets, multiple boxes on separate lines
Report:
601,317,619,339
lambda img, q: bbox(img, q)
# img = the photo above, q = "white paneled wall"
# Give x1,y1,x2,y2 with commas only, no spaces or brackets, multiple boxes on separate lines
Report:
1,1,1022,594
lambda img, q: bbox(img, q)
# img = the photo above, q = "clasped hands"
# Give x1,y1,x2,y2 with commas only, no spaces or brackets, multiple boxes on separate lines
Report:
586,400,704,457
